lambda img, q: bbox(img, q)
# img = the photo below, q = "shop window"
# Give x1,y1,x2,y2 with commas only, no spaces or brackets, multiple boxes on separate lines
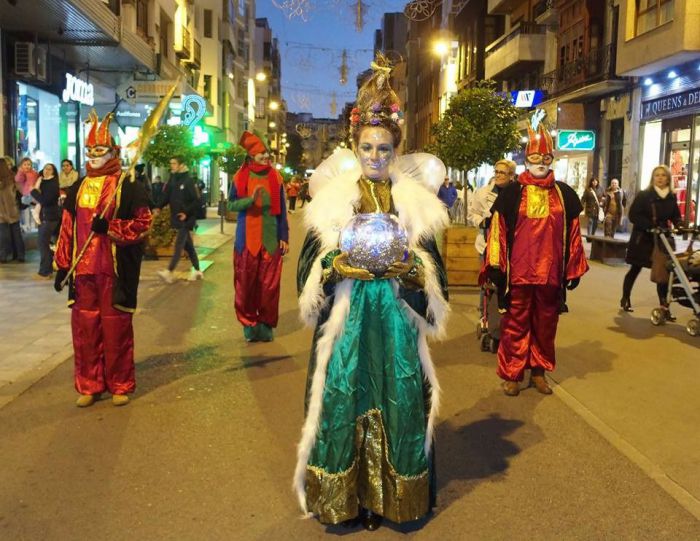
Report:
636,0,674,36
204,9,213,38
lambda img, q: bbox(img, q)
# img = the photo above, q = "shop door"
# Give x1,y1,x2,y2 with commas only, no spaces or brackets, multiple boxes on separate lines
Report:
662,116,692,222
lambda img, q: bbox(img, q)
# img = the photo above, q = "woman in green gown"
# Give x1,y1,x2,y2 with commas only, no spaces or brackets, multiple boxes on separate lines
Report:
294,58,450,530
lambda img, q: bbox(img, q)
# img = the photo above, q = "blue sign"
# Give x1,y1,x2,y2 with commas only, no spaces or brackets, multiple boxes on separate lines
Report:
641,88,700,120
509,90,544,108
181,94,207,127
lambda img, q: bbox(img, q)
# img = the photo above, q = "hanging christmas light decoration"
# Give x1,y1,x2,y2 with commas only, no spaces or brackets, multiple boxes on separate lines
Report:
339,50,348,85
404,0,440,21
330,92,337,116
292,92,312,111
296,123,315,139
272,0,313,21
353,0,367,32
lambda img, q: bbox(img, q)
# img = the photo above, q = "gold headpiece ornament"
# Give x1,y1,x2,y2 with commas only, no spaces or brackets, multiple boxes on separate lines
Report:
349,53,404,139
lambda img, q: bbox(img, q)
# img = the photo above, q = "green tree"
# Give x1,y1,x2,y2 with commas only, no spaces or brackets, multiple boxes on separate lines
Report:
216,144,247,175
142,125,205,167
428,81,520,175
285,132,304,172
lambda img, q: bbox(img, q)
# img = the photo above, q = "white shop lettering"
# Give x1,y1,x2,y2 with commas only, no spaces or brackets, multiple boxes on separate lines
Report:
62,73,95,106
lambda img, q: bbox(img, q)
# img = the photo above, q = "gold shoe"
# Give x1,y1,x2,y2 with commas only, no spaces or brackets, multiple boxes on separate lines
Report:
75,394,96,407
112,394,130,406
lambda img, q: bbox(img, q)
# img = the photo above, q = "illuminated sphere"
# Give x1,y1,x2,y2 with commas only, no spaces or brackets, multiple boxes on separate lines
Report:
339,213,409,275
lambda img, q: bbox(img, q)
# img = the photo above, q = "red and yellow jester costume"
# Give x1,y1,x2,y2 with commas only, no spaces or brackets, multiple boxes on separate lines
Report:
54,111,152,406
483,120,588,394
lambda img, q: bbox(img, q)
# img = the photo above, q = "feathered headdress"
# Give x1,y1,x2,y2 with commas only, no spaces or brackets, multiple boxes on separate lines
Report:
85,110,116,148
349,53,404,140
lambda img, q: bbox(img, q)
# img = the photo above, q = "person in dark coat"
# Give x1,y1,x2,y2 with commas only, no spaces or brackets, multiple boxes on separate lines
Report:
155,156,203,283
31,163,61,277
621,165,682,316
580,176,603,236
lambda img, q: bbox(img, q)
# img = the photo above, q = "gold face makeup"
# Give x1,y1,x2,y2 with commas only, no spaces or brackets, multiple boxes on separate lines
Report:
357,127,394,180
86,146,113,168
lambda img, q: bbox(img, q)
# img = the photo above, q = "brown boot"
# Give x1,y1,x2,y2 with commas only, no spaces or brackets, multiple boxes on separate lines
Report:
529,368,553,395
502,381,520,396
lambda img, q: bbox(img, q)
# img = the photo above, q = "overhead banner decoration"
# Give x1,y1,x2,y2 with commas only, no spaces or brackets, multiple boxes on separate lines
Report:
556,130,596,151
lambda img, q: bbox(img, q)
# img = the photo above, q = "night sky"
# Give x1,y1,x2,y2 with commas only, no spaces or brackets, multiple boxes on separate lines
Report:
256,0,407,118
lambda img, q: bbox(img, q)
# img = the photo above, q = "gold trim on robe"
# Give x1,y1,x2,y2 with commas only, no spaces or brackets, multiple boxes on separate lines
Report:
305,409,429,525
526,185,550,219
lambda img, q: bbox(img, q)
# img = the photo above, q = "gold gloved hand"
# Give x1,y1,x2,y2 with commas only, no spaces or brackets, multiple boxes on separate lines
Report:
383,252,415,279
332,252,375,281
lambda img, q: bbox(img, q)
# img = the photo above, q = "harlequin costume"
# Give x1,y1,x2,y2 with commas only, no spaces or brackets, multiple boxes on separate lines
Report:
482,116,588,395
294,58,450,528
54,111,152,406
228,131,289,342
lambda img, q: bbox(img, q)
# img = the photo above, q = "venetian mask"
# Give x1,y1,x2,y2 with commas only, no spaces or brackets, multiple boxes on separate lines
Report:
525,153,553,179
86,145,114,169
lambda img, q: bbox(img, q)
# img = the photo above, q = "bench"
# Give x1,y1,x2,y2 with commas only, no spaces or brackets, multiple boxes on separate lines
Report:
584,235,628,264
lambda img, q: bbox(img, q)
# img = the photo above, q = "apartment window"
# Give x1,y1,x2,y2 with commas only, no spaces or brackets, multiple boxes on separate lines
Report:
255,97,266,119
238,0,246,18
136,0,149,36
636,0,674,36
224,0,235,22
204,75,212,103
204,9,213,38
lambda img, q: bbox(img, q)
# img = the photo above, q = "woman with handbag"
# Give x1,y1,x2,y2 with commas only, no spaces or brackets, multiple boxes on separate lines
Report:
581,176,604,237
621,165,681,316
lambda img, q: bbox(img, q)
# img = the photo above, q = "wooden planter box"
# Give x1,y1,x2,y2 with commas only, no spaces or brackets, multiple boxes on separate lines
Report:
442,225,481,286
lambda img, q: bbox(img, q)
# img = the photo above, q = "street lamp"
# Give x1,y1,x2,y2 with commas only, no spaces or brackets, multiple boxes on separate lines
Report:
269,100,280,111
433,40,449,57
269,121,276,128
255,71,267,82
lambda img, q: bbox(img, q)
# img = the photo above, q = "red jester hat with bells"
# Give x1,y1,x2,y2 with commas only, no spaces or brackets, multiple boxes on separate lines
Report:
235,131,282,215
85,110,122,176
525,122,554,159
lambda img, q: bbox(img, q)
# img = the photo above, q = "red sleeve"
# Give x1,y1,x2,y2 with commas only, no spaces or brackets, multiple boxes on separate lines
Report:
108,207,152,245
53,208,74,270
566,217,589,280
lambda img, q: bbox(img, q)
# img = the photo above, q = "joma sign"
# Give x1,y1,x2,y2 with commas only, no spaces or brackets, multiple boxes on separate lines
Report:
62,73,94,107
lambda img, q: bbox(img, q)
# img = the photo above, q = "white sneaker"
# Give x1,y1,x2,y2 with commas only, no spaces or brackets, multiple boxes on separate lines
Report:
188,269,204,281
157,269,176,284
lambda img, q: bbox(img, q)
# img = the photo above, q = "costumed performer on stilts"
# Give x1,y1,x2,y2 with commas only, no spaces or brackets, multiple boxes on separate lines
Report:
228,131,289,342
482,110,588,397
54,111,152,407
294,55,450,531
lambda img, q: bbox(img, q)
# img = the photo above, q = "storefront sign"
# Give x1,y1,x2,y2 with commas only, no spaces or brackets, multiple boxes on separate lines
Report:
62,73,94,106
181,94,207,127
641,88,700,120
509,90,544,108
556,130,596,151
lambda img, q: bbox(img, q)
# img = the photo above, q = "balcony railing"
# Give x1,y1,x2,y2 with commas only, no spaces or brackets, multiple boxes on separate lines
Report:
533,0,555,19
485,22,548,57
176,26,191,58
192,39,201,68
540,43,617,98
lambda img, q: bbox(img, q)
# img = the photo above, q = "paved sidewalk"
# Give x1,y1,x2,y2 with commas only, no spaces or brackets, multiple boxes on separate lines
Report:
0,215,234,409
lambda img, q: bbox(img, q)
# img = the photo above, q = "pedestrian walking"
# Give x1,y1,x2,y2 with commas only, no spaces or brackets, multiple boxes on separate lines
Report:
15,157,39,232
59,159,79,190
31,163,60,278
53,111,152,407
0,156,25,263
621,165,682,316
294,56,449,531
286,175,301,213
581,176,604,237
228,131,289,342
298,178,310,208
155,156,203,283
437,176,458,209
151,175,164,207
468,160,516,255
483,113,588,397
603,178,626,238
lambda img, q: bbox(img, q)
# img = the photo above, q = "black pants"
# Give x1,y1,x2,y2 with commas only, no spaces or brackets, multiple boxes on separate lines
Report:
288,196,297,211
168,228,199,272
0,221,25,262
622,264,669,305
38,220,58,275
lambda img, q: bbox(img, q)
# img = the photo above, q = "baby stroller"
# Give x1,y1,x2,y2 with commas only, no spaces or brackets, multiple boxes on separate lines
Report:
476,282,501,353
650,226,700,336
